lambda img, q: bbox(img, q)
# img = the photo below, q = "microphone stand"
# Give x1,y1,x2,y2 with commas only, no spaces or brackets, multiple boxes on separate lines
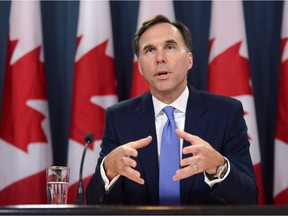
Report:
75,133,94,205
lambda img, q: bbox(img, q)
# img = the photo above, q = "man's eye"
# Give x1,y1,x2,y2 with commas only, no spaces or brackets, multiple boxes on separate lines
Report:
167,44,175,50
146,48,154,53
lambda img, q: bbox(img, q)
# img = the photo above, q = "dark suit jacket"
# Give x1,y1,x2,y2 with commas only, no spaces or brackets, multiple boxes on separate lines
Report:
86,85,258,205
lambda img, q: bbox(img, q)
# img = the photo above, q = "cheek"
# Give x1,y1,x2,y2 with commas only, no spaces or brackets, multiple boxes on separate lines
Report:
175,59,190,73
138,60,154,76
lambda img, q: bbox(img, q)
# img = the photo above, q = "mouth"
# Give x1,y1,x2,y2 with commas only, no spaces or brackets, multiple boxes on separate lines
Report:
155,71,169,77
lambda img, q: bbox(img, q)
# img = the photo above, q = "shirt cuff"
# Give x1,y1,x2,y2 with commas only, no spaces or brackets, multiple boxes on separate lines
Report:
100,156,120,191
204,157,230,188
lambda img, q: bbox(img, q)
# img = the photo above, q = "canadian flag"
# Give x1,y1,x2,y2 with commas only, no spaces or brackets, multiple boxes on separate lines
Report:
273,1,288,205
0,0,52,204
130,0,175,97
67,1,118,204
208,1,264,204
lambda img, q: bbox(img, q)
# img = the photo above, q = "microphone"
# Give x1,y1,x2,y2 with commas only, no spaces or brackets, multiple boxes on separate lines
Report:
75,132,94,205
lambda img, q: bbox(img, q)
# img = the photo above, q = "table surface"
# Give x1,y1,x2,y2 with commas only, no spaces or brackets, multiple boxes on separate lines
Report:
0,204,288,215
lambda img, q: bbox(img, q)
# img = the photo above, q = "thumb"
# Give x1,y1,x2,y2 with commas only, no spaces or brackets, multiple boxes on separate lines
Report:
127,136,152,150
176,129,199,144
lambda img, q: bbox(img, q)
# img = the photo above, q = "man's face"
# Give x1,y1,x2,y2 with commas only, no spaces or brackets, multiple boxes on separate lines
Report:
137,23,193,101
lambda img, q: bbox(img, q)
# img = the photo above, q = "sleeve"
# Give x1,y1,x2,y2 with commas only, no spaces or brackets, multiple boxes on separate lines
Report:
208,99,258,204
204,157,230,187
100,157,120,191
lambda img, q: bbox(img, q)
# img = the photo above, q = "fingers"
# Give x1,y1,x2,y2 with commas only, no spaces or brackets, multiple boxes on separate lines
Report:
174,155,200,181
123,136,152,158
117,157,144,184
173,164,200,181
180,155,199,167
121,166,145,185
121,155,137,168
105,136,152,185
127,136,152,150
175,129,202,156
174,129,224,180
176,129,202,144
122,136,152,184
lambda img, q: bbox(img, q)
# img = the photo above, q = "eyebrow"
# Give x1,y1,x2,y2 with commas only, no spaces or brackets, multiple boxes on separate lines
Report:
142,44,154,53
142,39,178,53
165,39,177,45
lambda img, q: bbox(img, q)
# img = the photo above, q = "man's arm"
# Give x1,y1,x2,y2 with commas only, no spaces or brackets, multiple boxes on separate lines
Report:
174,99,258,204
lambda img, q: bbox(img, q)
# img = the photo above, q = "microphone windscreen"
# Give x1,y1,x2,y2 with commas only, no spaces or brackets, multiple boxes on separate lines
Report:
84,132,94,144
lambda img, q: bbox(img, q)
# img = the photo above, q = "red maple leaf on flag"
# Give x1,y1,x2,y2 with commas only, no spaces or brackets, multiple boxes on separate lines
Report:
0,39,47,153
69,37,116,149
208,41,252,97
68,36,117,203
208,39,254,156
208,38,264,204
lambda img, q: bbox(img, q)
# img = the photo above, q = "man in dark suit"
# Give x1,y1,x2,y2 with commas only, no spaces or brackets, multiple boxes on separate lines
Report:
86,14,258,205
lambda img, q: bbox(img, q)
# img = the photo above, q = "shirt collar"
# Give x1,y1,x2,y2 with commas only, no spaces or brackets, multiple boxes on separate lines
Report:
152,86,189,117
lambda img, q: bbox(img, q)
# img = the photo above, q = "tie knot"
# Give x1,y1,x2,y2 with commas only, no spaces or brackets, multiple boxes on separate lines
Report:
163,106,175,120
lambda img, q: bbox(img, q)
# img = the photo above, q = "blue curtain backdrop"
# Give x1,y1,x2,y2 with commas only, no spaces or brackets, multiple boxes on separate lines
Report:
0,1,284,204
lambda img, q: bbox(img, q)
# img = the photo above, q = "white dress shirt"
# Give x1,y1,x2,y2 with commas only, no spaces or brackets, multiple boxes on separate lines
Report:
101,86,229,191
153,86,188,159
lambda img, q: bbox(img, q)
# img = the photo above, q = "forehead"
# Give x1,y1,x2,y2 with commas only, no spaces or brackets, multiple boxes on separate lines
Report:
139,23,183,47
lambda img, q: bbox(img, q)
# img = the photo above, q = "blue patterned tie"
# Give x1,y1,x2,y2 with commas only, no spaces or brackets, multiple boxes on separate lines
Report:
159,106,180,205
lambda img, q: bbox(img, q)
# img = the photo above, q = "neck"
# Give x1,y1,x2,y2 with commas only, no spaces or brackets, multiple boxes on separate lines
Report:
152,83,187,104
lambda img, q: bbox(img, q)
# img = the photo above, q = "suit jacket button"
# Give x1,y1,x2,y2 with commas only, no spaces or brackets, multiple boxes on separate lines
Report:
216,195,226,203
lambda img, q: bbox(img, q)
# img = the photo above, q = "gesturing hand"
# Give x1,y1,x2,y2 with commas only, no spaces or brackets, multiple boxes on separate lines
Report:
173,129,224,181
104,136,152,185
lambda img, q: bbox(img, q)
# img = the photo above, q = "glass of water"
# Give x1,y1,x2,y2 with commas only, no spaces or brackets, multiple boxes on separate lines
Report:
46,166,70,204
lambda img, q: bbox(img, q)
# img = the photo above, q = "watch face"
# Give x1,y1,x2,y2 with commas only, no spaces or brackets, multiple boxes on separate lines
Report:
220,170,226,178
219,160,228,178
213,159,228,179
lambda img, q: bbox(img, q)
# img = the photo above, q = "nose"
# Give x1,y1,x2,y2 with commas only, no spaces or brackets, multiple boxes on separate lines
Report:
156,50,166,64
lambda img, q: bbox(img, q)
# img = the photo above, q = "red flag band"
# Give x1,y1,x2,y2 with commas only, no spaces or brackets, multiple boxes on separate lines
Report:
273,1,288,205
208,1,264,204
0,0,52,205
67,0,118,204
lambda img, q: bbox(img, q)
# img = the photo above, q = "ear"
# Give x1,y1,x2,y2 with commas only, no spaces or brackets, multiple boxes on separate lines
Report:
187,52,193,70
137,62,144,76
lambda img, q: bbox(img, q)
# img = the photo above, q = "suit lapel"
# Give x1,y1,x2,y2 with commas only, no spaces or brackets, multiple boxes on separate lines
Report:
181,85,208,204
132,93,159,204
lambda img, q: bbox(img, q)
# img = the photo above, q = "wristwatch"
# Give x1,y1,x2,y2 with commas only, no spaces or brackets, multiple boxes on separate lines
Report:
213,158,228,179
